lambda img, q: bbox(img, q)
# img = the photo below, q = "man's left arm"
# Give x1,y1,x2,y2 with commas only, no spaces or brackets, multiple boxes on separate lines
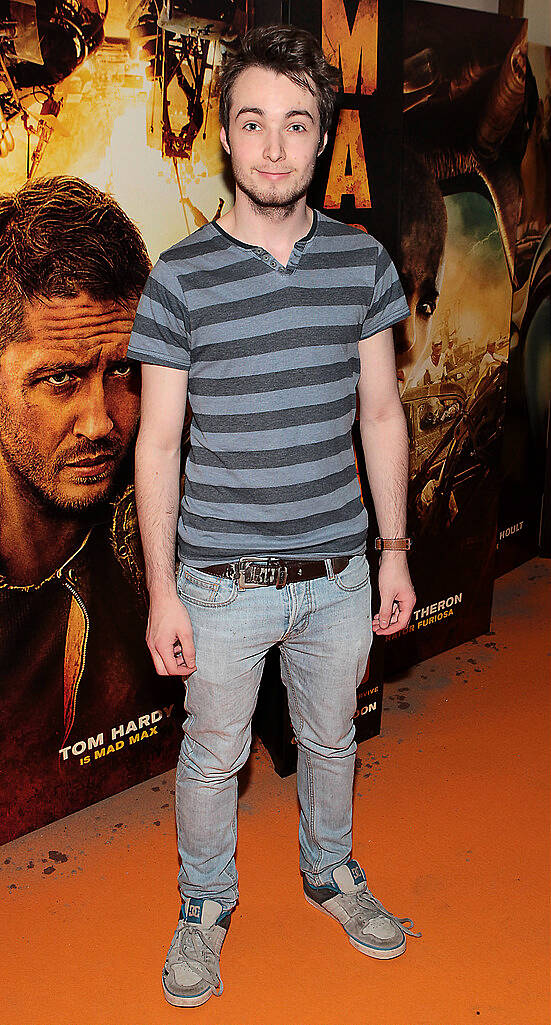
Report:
358,327,416,636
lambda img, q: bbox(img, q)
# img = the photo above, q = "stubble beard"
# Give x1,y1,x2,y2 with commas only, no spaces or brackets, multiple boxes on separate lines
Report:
232,158,317,220
0,419,126,520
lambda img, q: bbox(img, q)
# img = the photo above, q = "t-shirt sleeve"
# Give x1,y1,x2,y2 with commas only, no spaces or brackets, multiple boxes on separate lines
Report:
359,240,410,340
126,258,191,371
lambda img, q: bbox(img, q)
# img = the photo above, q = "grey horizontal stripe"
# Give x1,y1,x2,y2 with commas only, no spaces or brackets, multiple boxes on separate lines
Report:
188,479,360,524
185,451,351,489
188,358,357,397
376,246,392,276
192,305,363,347
190,287,371,329
180,250,378,299
162,232,229,262
361,300,411,339
185,464,358,506
193,393,356,434
144,275,190,327
192,378,353,417
127,345,189,371
179,496,364,537
191,411,355,452
178,530,368,565
189,431,352,469
192,324,359,363
131,311,189,350
299,247,379,271
184,266,373,307
369,279,406,321
178,257,270,293
191,351,357,385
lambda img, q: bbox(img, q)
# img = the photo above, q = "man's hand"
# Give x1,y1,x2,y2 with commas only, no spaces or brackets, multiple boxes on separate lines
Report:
146,591,197,676
372,554,416,636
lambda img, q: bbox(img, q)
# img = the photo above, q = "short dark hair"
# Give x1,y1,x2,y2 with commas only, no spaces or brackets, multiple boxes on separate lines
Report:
0,176,151,352
219,24,340,140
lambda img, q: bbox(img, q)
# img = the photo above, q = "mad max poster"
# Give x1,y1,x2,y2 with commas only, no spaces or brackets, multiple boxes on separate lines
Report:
0,0,248,841
385,2,526,673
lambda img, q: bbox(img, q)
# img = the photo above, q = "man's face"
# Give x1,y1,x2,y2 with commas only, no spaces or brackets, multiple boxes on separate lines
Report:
0,294,140,512
220,66,326,212
394,221,444,365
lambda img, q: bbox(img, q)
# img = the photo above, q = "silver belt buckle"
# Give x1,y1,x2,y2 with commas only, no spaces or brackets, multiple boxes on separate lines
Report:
237,558,287,589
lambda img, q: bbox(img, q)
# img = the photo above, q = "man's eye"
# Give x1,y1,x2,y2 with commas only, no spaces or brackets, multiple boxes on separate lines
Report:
289,123,306,132
45,372,76,386
109,362,132,378
243,122,261,131
417,298,437,318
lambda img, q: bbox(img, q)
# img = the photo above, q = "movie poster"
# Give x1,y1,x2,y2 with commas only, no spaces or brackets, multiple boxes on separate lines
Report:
385,2,526,674
0,0,248,842
497,43,551,574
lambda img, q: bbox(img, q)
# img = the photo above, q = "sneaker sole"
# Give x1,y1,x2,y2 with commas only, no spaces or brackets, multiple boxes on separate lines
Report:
304,893,407,960
162,978,213,1007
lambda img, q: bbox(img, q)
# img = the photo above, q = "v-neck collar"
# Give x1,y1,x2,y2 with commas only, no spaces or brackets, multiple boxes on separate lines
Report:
211,211,318,274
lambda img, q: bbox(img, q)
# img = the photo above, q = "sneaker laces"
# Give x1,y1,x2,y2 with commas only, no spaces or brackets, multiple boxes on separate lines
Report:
355,884,422,938
174,921,224,996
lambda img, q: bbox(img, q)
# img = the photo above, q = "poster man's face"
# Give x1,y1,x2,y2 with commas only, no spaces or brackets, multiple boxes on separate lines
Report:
220,66,325,211
0,294,140,512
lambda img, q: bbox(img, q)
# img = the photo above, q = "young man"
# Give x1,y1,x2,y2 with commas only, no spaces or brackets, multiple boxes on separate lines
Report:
127,25,418,1008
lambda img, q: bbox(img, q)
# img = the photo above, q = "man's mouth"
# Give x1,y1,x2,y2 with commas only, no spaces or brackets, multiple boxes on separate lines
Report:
256,170,292,180
64,454,117,480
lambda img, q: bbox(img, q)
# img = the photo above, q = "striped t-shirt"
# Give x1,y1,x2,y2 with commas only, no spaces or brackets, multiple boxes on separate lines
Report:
127,211,410,567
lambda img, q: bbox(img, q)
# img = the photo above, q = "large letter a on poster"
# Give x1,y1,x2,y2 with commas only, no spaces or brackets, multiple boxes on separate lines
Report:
322,0,378,94
324,108,371,209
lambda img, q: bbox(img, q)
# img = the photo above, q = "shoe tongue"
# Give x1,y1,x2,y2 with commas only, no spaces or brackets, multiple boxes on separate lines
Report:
332,860,366,893
184,897,223,927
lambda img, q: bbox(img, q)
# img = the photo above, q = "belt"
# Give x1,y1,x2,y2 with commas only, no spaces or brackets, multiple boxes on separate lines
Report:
201,556,350,589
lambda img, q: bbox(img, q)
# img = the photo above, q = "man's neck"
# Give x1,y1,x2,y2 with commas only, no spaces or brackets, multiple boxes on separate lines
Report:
0,462,88,586
217,192,314,265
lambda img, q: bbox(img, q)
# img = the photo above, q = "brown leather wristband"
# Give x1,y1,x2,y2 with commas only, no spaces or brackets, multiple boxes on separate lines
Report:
374,537,412,551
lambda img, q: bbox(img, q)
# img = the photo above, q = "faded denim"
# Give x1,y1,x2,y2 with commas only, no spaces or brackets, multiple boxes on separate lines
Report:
175,554,372,910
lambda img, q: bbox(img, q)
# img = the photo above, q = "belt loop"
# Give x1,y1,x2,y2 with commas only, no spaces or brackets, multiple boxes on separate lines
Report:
325,558,335,580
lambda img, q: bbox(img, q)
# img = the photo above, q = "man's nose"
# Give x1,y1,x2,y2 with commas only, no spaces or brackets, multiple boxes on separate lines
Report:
73,380,114,440
263,129,285,162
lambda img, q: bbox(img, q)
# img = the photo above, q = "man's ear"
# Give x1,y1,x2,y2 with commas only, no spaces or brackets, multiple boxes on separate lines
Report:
317,130,328,157
220,126,231,155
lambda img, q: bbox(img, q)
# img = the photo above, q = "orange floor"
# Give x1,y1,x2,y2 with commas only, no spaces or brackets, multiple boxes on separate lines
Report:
2,558,550,1025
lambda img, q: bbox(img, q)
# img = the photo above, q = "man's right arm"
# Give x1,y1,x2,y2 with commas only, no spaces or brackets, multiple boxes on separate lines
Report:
134,363,196,677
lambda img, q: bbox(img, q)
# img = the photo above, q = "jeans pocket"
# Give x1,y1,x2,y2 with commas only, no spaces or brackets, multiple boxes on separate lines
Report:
176,563,238,608
334,553,370,592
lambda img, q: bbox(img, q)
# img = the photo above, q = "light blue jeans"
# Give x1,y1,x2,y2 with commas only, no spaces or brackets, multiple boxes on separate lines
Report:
175,554,372,910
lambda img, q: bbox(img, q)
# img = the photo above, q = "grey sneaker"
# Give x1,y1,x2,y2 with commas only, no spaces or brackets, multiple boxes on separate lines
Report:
162,898,232,1007
303,859,420,959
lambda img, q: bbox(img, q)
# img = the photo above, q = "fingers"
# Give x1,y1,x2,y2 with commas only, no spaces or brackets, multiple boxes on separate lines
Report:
172,636,197,677
373,594,416,636
150,632,196,676
373,601,400,635
146,605,197,677
376,597,395,631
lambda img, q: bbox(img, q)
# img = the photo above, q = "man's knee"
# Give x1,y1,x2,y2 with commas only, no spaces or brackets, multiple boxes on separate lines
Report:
178,725,252,782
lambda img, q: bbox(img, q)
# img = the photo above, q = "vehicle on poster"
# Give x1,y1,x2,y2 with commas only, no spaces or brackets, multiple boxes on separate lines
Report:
407,361,508,537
